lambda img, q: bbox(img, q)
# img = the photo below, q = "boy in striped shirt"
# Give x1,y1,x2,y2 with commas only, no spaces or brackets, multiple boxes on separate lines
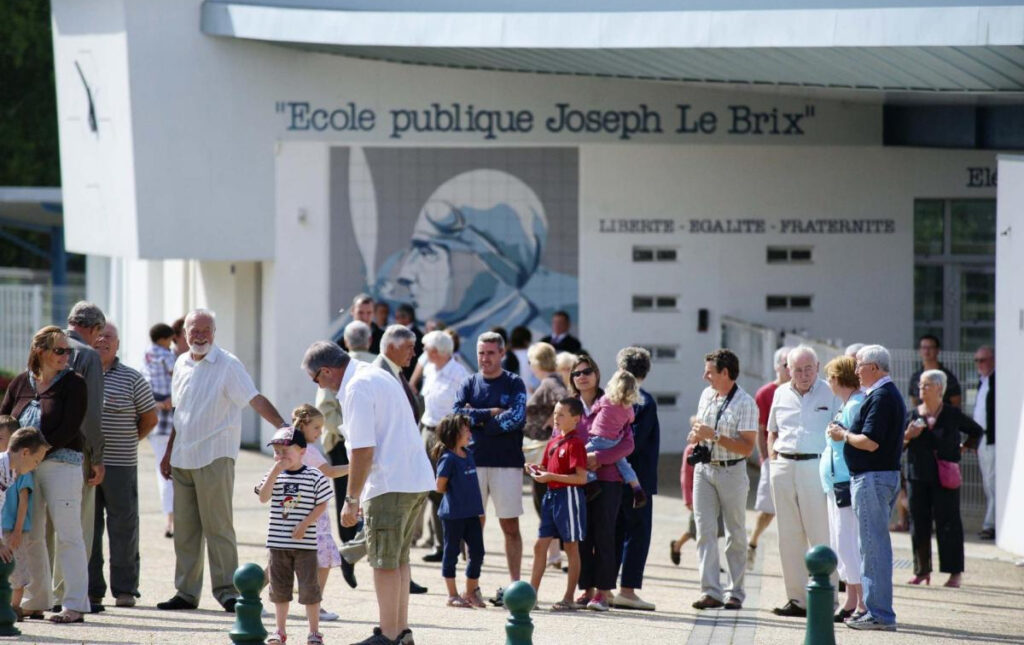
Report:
256,427,333,645
526,398,588,612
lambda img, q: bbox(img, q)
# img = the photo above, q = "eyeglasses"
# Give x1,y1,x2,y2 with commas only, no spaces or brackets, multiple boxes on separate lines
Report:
310,368,324,384
854,362,877,371
974,357,990,363
571,367,595,378
50,347,71,356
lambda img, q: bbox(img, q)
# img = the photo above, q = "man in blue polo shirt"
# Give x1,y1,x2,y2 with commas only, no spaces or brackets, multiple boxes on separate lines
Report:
453,331,526,606
829,344,905,632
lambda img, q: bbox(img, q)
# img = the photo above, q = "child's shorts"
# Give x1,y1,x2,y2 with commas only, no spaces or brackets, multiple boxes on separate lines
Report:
267,548,321,605
316,514,342,568
538,487,586,543
9,544,30,588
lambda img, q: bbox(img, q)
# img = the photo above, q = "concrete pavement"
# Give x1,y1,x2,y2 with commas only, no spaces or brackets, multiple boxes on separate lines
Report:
16,447,1024,644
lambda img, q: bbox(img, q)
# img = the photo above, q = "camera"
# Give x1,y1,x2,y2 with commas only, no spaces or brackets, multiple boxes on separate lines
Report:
687,443,712,466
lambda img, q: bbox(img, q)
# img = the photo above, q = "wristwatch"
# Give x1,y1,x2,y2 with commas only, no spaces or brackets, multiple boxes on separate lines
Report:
344,495,359,505
711,429,721,443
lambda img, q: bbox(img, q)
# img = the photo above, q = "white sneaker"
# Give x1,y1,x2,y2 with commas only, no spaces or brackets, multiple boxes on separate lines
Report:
319,608,339,621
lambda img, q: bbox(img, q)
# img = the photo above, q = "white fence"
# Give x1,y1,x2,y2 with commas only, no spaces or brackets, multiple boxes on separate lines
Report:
722,322,988,519
0,284,85,374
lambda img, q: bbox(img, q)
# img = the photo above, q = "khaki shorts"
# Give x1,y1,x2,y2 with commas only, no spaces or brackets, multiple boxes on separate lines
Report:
477,467,524,519
364,492,428,570
267,548,321,605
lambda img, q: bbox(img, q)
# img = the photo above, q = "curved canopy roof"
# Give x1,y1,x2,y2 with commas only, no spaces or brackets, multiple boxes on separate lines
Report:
201,0,1024,92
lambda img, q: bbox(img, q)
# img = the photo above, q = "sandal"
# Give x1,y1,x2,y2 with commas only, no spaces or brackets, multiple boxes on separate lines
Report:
48,609,84,624
24,610,46,620
266,630,286,644
447,595,472,608
306,631,323,645
550,600,577,612
463,588,486,608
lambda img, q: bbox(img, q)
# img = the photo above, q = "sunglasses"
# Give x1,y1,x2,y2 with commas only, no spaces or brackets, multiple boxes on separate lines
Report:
50,347,72,356
571,367,595,378
311,367,324,384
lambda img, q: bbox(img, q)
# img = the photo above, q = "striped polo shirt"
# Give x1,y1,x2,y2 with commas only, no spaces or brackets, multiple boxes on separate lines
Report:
257,465,333,550
101,359,157,467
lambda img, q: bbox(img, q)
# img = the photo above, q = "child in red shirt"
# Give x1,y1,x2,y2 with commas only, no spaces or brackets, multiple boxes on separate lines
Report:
527,398,588,611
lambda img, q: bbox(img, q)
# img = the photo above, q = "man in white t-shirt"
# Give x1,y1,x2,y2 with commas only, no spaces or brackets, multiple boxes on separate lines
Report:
157,309,289,613
302,341,434,645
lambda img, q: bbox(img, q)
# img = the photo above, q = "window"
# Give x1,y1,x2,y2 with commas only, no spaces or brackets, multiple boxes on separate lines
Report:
633,246,678,262
633,295,678,312
653,393,679,408
766,295,813,311
640,345,678,361
766,246,813,264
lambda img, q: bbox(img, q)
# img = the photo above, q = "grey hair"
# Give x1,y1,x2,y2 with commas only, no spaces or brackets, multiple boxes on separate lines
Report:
774,346,792,368
67,301,106,329
844,343,865,358
920,369,947,397
343,321,371,351
185,308,217,330
422,330,453,356
301,341,350,374
787,345,818,368
556,351,577,372
616,346,651,381
382,324,416,351
856,344,890,373
476,331,505,352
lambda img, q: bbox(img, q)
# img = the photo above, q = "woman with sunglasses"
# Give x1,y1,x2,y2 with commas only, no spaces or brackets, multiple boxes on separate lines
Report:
1,325,91,623
567,355,634,612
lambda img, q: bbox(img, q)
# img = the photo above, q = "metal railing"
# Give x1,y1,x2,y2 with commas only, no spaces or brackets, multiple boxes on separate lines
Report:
720,316,778,396
0,284,86,375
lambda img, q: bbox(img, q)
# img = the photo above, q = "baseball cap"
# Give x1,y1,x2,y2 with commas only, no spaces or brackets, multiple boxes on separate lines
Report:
267,426,307,448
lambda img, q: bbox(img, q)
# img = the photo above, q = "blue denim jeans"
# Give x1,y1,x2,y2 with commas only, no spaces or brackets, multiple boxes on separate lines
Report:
851,470,900,625
585,435,639,485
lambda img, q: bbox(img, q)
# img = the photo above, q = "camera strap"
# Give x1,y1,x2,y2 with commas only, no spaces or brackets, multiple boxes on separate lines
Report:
713,384,740,432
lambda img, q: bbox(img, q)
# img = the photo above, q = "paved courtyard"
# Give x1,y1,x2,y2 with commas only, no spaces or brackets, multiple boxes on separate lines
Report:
14,447,1024,644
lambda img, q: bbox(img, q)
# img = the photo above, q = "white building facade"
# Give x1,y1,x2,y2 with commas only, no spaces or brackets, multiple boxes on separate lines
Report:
50,0,1021,548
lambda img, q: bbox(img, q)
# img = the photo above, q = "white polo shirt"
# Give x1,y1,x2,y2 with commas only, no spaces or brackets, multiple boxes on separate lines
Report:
421,357,470,427
339,361,434,502
171,345,259,469
768,379,840,456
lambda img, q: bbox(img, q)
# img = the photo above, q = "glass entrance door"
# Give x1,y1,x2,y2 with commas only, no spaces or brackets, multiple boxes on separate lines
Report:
913,199,995,351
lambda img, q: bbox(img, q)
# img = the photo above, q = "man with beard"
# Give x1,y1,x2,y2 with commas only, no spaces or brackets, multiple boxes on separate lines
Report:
156,308,289,613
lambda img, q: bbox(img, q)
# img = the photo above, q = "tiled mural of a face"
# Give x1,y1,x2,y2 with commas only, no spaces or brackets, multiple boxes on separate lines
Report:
330,147,578,367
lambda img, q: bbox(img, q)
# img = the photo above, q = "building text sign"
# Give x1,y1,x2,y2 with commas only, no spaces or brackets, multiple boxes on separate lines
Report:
597,217,896,234
276,100,832,143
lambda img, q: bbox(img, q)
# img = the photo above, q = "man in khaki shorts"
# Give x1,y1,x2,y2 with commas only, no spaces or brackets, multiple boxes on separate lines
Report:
453,331,527,606
303,341,433,645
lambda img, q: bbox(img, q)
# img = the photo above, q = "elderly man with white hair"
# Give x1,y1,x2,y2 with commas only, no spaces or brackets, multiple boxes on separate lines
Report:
418,330,470,562
828,344,906,632
767,346,840,617
157,308,289,613
344,320,378,363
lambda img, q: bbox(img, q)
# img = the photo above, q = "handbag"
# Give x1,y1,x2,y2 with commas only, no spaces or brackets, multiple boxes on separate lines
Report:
830,422,852,508
935,453,962,490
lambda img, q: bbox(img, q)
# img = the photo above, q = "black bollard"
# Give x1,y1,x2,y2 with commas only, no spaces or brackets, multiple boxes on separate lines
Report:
0,559,20,636
229,563,268,643
804,545,837,645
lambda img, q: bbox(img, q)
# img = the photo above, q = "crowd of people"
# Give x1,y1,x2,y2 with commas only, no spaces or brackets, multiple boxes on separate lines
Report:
0,295,999,643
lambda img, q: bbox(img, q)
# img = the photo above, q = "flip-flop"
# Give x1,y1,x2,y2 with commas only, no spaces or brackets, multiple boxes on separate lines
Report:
447,595,472,608
550,600,577,612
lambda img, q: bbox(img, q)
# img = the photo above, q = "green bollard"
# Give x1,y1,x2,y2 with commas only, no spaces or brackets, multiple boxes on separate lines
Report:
503,580,537,645
229,563,268,644
0,558,20,636
804,545,838,645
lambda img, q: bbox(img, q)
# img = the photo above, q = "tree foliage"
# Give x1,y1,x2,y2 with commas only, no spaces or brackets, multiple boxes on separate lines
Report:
1,1,60,186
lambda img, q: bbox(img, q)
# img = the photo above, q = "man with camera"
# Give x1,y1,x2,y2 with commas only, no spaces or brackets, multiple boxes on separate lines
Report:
688,349,757,610
767,346,840,617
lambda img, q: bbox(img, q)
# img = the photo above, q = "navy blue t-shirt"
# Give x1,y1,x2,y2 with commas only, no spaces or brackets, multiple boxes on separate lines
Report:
437,450,484,520
453,370,527,468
